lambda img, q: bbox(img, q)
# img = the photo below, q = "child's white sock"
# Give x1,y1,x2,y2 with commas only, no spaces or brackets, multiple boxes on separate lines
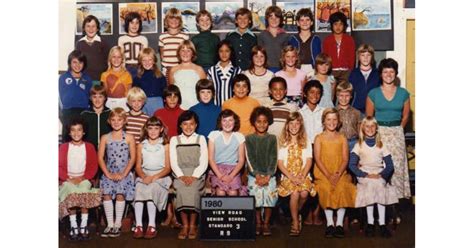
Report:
103,200,114,228
69,214,78,229
80,213,88,228
377,204,386,225
324,209,334,226
115,200,126,228
134,202,144,227
147,201,157,227
366,205,374,224
336,208,346,227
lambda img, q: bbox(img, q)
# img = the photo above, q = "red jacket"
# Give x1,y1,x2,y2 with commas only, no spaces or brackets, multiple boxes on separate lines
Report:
59,142,98,183
322,33,355,70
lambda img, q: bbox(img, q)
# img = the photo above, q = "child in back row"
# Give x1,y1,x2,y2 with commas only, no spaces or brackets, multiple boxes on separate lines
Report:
81,84,112,150
266,77,299,138
59,118,101,241
191,10,220,72
101,46,133,112
222,74,260,135
276,46,308,106
133,47,167,116
257,6,289,73
170,111,208,240
98,107,136,238
133,117,172,239
153,85,184,138
348,116,398,238
76,15,109,82
225,7,257,71
159,8,189,75
243,46,274,104
245,106,278,236
125,87,149,144
189,79,221,138
118,11,148,78
208,40,242,107
208,110,246,196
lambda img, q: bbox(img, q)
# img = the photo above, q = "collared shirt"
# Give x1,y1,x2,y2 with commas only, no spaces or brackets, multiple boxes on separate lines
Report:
169,133,208,178
79,34,102,43
67,143,86,178
225,28,257,70
337,105,361,140
299,104,325,143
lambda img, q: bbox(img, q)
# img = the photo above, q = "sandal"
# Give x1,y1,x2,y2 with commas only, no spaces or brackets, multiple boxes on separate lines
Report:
256,223,262,235
178,226,189,240
188,225,198,239
262,224,272,236
289,222,300,237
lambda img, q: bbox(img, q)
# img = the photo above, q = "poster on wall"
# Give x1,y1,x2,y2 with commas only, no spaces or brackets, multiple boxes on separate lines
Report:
315,0,351,32
206,0,244,32
352,0,391,31
119,2,158,34
76,3,113,35
276,0,314,33
162,2,200,33
247,0,272,32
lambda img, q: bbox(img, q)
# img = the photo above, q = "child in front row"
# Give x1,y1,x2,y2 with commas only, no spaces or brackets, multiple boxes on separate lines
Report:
126,87,149,144
313,108,356,238
277,112,316,236
101,46,133,112
133,117,172,239
170,111,208,240
245,107,278,236
208,110,246,196
225,7,257,71
189,79,221,138
59,118,101,241
133,47,167,116
266,77,299,137
98,107,136,238
222,74,260,135
348,116,398,238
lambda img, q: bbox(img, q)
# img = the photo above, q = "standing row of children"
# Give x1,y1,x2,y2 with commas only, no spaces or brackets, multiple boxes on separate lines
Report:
59,3,410,243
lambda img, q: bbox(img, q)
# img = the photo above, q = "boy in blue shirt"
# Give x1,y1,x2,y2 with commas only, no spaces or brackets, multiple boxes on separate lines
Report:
189,79,221,138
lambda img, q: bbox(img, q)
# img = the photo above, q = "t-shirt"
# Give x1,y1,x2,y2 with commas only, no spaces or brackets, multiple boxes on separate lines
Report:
158,32,189,68
208,131,245,165
222,96,260,135
275,69,307,97
118,35,149,65
100,69,133,98
126,111,149,143
368,87,410,123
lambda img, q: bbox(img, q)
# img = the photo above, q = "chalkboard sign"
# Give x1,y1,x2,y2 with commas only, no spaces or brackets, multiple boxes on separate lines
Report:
200,196,255,241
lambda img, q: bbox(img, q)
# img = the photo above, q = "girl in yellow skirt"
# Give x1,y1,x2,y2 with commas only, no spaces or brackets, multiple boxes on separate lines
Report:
313,108,356,238
277,112,316,236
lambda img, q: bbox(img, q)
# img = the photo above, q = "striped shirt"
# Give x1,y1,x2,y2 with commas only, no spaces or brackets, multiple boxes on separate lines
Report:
266,100,299,137
126,111,149,143
207,62,241,106
118,35,149,65
158,32,189,68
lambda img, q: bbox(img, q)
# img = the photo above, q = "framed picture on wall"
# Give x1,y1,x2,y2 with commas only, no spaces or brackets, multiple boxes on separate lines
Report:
206,0,244,33
118,2,158,34
315,0,351,33
352,0,392,31
162,2,200,34
247,0,273,32
76,3,113,35
276,0,314,33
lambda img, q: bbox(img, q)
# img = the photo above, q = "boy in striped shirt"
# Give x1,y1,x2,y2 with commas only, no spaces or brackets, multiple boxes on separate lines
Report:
159,8,189,76
125,87,149,143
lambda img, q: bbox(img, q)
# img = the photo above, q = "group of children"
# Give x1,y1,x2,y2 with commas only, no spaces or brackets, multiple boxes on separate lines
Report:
59,4,411,243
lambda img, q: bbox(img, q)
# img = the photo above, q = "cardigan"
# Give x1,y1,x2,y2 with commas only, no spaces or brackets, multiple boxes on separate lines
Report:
348,67,381,113
288,33,322,67
59,142,98,183
322,33,355,70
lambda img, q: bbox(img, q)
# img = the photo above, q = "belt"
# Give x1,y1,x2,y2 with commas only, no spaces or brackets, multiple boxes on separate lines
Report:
378,120,401,127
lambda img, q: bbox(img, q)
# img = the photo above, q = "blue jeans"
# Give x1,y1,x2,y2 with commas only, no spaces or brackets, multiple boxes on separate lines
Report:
143,96,164,116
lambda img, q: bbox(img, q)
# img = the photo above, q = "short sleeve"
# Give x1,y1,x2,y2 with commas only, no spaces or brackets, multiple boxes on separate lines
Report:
234,132,245,144
158,35,164,47
367,87,378,102
400,87,410,102
208,130,220,142
303,139,313,159
278,147,285,161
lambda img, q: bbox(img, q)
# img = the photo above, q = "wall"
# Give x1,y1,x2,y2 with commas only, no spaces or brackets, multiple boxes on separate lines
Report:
59,0,77,71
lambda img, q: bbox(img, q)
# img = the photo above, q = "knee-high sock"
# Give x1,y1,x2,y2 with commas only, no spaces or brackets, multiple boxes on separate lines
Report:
115,201,126,228
377,204,386,225
134,202,144,227
80,213,88,228
69,214,78,228
366,205,374,224
103,200,114,228
324,209,334,226
336,208,346,227
147,202,157,227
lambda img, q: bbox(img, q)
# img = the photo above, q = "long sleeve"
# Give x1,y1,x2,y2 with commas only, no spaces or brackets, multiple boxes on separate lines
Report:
380,155,395,182
267,135,278,175
169,137,184,178
192,135,209,178
83,142,99,180
346,35,356,69
348,152,367,178
58,143,69,182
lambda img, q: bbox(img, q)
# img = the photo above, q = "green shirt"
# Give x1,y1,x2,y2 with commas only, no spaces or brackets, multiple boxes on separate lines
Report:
368,86,409,123
245,133,277,176
191,31,220,68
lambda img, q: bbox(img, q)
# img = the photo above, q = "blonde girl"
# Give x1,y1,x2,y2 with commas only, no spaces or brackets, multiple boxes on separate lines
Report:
159,8,189,74
101,46,133,111
348,116,398,238
98,107,136,238
133,47,167,116
243,46,274,104
168,40,207,110
275,46,307,106
313,108,356,238
277,112,316,236
313,53,336,108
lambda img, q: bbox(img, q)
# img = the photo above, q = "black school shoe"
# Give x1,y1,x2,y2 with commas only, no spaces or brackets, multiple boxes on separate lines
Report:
79,226,91,240
379,225,392,238
325,225,335,238
68,227,80,241
365,224,375,237
334,225,345,238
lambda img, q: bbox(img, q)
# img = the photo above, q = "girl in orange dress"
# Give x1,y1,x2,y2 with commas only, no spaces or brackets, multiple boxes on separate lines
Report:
313,108,356,238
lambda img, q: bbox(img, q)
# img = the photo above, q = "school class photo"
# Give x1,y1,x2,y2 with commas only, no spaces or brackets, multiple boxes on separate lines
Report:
58,0,415,246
